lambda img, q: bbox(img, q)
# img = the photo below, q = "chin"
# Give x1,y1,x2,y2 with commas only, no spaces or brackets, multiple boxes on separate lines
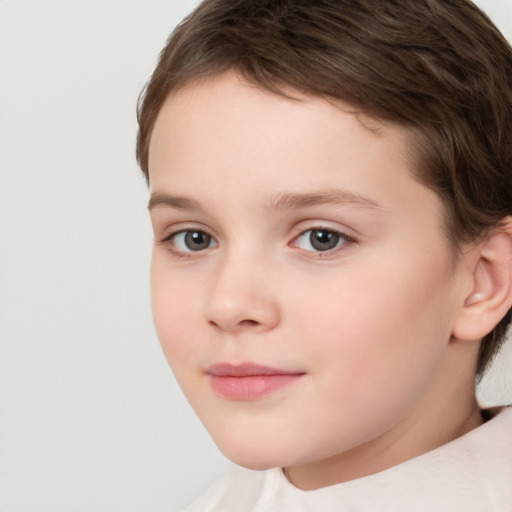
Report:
209,429,292,471
221,448,285,471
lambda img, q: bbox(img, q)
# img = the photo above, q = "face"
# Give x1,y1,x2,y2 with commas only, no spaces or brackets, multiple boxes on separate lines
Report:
148,73,470,484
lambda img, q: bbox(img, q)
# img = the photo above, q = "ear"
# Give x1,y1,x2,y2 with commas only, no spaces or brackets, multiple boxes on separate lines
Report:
453,218,512,341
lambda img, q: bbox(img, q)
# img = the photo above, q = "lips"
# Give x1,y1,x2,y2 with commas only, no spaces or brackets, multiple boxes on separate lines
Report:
206,363,305,400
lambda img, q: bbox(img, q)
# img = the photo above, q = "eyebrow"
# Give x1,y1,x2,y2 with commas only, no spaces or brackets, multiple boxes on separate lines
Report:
148,192,202,211
148,189,384,212
269,189,384,211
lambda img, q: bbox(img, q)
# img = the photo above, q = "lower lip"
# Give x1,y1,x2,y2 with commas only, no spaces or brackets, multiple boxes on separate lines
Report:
209,374,304,400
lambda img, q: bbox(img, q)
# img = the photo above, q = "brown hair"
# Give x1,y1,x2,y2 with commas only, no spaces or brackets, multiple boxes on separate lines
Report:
136,0,512,376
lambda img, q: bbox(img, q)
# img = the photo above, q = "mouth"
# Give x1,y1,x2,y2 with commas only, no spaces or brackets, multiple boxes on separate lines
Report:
205,363,306,400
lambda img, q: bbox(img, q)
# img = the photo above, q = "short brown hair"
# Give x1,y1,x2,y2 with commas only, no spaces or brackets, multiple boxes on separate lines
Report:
136,0,512,375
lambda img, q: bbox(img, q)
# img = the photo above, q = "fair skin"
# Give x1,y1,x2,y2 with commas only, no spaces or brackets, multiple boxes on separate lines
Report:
147,72,509,491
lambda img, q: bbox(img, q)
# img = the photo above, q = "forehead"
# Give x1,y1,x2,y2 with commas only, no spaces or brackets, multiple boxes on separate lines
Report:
148,72,416,183
152,75,438,213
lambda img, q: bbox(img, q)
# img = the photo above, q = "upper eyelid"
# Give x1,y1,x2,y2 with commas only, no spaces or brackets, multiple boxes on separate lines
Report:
296,226,352,237
291,221,357,240
291,227,355,246
157,223,217,241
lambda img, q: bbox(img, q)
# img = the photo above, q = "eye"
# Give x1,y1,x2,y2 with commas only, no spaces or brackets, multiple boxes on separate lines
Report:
170,230,217,252
295,228,351,252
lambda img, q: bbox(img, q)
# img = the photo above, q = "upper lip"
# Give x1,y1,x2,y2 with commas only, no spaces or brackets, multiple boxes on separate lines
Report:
206,363,304,377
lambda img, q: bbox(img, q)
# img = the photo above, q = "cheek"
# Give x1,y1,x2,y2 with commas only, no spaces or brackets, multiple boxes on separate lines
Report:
277,257,458,454
150,257,202,364
289,251,457,381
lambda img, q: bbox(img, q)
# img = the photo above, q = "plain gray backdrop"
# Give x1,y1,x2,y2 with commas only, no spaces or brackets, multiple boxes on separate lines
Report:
1,1,511,511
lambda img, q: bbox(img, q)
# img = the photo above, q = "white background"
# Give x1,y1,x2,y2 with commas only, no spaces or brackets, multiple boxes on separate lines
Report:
0,1,511,511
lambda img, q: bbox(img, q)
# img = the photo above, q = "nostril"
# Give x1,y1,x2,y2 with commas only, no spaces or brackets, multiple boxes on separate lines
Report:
239,319,259,328
208,318,260,330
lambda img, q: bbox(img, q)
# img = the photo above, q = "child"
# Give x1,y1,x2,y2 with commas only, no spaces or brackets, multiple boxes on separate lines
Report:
137,0,512,510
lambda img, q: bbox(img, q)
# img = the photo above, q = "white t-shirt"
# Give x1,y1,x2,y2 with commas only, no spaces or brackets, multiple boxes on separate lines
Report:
184,406,512,511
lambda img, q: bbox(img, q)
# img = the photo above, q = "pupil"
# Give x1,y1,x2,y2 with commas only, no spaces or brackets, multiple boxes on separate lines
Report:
310,229,339,251
185,231,210,250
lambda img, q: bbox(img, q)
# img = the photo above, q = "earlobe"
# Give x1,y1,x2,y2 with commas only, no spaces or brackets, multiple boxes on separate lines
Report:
453,218,512,341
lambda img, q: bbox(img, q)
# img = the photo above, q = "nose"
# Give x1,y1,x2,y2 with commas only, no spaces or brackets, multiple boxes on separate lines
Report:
203,256,281,333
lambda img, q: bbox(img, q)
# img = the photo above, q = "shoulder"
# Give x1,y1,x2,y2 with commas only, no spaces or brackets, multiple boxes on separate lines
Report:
476,404,512,445
180,408,512,512
182,467,269,512
380,405,512,510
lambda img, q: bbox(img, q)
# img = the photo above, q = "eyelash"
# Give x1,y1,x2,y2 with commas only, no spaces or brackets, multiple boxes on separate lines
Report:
291,227,355,256
158,229,218,259
157,226,356,259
